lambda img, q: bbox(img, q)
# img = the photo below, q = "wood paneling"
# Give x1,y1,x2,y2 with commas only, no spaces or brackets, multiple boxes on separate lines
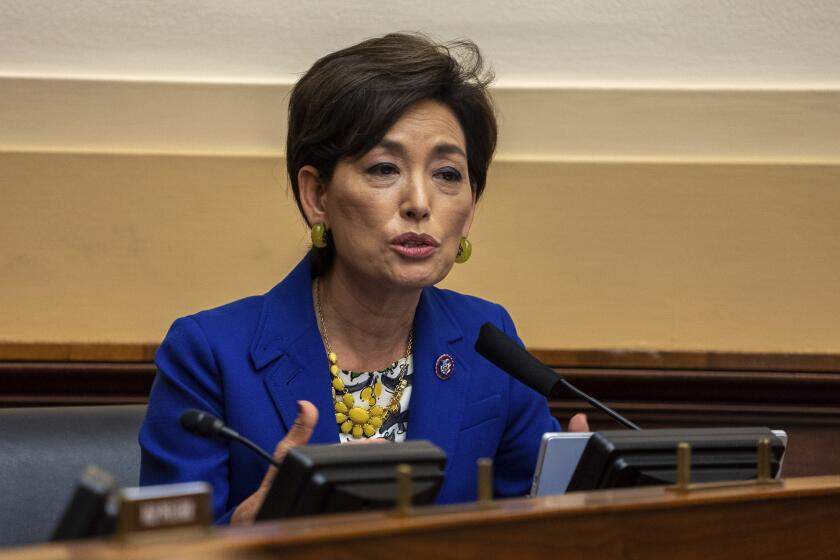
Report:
534,348,840,372
1,342,839,477
3,342,838,369
0,362,154,405
0,343,157,362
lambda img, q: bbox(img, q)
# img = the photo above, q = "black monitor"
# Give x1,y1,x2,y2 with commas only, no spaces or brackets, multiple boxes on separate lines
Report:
567,427,785,492
51,466,116,541
256,440,447,520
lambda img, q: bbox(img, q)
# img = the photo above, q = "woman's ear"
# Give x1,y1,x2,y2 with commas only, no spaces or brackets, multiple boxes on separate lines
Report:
298,165,328,226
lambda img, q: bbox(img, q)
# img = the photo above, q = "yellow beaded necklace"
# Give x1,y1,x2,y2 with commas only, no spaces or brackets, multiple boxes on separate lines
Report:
314,278,413,439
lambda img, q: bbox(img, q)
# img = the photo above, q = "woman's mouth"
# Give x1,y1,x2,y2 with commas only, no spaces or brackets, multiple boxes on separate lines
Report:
390,232,440,259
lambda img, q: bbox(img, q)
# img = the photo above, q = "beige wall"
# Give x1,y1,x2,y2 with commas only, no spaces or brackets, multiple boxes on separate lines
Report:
470,161,840,352
2,137,839,351
3,76,840,351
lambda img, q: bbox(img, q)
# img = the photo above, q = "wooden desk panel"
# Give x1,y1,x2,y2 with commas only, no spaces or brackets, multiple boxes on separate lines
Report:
2,476,839,560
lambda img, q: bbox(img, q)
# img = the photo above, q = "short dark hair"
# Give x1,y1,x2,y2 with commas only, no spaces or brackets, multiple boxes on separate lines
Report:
286,32,497,221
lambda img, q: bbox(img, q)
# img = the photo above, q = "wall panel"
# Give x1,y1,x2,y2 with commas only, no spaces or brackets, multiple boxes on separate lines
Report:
2,79,838,351
2,152,839,351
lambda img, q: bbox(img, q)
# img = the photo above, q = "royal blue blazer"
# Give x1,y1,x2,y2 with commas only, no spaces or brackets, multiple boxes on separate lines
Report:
139,256,560,523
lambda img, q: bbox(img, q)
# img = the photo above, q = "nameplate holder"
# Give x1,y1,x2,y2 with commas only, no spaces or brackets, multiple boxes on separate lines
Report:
116,482,212,536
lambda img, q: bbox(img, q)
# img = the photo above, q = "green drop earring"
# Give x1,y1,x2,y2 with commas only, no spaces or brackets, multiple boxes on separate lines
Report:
311,223,328,248
455,237,472,264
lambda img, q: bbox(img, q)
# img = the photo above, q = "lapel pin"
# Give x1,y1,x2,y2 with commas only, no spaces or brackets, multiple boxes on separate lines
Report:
434,354,455,380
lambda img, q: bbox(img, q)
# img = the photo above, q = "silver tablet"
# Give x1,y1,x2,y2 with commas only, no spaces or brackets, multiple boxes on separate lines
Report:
530,432,592,497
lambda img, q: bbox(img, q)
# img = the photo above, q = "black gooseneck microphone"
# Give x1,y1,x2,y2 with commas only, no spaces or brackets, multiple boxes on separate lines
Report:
475,323,641,431
180,409,282,467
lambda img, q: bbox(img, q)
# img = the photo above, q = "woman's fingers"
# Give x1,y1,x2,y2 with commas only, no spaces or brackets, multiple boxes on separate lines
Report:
260,400,319,489
273,400,320,460
232,401,319,526
568,413,590,432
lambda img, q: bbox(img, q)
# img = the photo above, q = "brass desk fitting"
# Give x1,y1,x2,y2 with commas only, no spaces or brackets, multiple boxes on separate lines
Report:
394,463,413,516
666,437,782,493
476,457,496,510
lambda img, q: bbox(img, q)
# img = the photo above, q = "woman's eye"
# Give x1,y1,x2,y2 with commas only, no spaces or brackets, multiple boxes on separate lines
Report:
436,167,463,182
367,163,399,176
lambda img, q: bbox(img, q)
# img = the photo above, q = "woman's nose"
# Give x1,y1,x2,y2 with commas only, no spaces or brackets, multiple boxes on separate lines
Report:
400,176,431,221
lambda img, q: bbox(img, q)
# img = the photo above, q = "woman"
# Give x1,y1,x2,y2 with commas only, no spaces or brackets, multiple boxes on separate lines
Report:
139,33,587,525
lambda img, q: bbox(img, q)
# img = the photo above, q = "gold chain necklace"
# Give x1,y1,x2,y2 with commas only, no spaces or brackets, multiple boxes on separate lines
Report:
314,278,413,439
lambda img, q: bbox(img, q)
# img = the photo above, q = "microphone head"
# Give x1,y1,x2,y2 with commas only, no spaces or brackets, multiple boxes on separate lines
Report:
180,409,225,439
476,323,516,357
475,322,561,397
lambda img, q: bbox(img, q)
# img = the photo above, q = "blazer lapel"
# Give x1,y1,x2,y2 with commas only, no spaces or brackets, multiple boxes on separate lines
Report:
251,255,339,445
406,289,469,464
251,256,471,452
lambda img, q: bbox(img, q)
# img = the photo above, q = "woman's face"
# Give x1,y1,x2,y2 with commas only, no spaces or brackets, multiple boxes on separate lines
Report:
312,99,476,290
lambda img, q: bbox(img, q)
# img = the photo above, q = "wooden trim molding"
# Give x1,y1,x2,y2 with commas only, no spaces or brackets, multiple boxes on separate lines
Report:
2,342,839,371
2,342,840,408
533,348,840,373
0,342,157,362
2,342,840,412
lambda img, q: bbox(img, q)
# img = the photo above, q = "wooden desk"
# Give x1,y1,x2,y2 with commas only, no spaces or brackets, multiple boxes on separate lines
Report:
2,475,839,560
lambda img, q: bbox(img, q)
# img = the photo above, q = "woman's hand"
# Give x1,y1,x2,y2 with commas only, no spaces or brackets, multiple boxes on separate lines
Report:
230,400,319,526
568,413,590,432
